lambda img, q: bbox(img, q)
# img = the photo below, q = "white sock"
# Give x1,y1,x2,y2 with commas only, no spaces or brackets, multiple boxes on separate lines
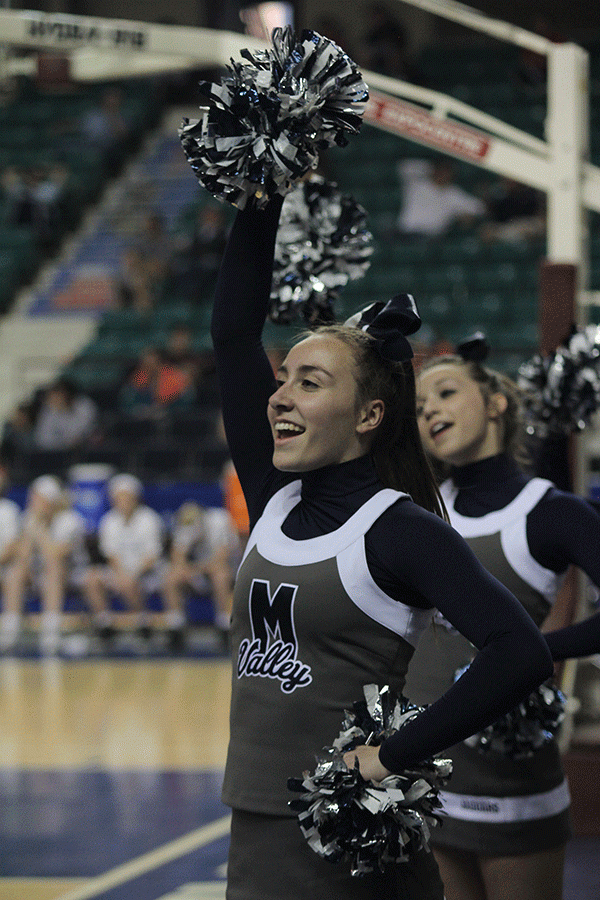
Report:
215,611,231,631
164,610,185,630
40,613,61,653
41,612,61,636
0,612,21,649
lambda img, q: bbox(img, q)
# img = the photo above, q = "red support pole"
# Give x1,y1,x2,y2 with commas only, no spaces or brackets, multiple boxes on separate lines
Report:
538,261,577,355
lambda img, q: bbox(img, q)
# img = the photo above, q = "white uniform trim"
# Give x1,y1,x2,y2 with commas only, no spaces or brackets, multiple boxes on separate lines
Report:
337,540,431,647
245,481,406,564
438,779,571,823
441,478,562,603
242,481,430,646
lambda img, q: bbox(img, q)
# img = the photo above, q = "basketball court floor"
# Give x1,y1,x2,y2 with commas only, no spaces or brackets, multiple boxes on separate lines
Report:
0,650,231,900
1,648,598,900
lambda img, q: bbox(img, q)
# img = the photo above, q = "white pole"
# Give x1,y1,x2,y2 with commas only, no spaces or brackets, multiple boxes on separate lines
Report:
389,0,551,54
545,43,589,271
544,44,591,734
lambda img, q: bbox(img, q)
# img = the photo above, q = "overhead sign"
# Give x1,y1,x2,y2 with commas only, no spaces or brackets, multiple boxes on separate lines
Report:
365,90,491,162
23,13,147,50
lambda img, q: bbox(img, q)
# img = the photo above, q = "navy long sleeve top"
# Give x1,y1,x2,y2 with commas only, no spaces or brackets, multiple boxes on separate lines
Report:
211,197,553,772
448,453,600,662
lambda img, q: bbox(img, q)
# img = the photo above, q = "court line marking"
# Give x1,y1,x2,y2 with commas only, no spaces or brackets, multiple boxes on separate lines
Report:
55,814,232,900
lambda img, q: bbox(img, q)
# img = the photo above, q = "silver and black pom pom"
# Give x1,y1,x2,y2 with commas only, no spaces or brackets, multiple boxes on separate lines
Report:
179,27,368,209
517,325,600,437
270,176,373,324
288,685,452,877
456,668,566,758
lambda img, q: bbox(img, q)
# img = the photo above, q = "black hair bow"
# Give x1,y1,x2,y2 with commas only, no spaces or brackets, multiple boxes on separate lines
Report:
455,332,490,363
345,294,421,362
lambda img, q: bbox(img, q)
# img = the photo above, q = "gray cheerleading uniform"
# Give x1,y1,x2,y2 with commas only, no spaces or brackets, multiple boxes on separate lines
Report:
210,198,554,898
405,460,598,855
222,480,430,815
223,481,447,900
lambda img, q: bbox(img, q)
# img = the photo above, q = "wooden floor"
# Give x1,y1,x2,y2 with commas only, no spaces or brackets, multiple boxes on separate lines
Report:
0,656,231,770
1,648,599,900
0,649,232,900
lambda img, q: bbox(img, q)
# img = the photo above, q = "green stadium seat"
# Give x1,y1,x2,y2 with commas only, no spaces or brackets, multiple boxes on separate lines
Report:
63,360,127,394
493,323,539,350
466,288,513,319
189,306,214,331
79,336,126,359
81,332,150,360
449,81,516,108
435,235,486,262
506,293,538,326
418,292,458,325
262,321,304,350
467,262,520,291
0,227,40,281
422,264,469,292
0,125,41,150
97,307,153,334
366,267,420,295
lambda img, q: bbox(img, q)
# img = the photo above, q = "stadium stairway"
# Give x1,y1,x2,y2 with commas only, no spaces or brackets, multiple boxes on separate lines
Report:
0,106,204,429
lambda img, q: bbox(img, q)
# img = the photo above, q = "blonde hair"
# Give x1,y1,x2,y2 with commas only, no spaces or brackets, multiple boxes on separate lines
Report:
418,354,529,468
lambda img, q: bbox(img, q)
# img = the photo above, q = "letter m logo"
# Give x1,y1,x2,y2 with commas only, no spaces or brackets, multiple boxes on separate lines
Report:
248,579,298,652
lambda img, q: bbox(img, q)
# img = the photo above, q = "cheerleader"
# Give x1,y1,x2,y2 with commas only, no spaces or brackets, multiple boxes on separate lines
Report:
409,339,600,900
210,196,553,900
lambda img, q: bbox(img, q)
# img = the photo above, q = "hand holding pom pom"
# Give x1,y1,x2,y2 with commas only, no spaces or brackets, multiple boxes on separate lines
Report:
288,685,452,877
179,27,368,209
342,743,391,783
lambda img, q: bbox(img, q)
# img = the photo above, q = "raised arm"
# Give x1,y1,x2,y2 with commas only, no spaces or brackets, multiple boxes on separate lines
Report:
211,196,285,526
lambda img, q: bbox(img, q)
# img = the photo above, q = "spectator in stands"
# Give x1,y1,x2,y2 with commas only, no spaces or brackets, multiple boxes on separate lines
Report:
1,163,70,248
162,500,239,652
163,324,197,367
34,377,99,451
221,459,250,549
28,163,71,249
479,177,546,245
170,204,229,302
186,202,229,257
79,86,132,175
118,346,197,419
1,402,37,467
358,2,419,82
1,166,31,227
0,463,22,651
117,211,175,312
515,15,564,94
0,475,87,655
396,157,486,239
83,474,164,646
238,1,295,40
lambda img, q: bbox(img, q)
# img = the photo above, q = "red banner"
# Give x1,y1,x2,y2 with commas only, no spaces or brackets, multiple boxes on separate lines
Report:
365,91,491,162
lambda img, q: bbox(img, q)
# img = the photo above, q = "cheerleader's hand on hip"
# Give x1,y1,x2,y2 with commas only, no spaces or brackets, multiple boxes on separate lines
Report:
343,745,391,783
